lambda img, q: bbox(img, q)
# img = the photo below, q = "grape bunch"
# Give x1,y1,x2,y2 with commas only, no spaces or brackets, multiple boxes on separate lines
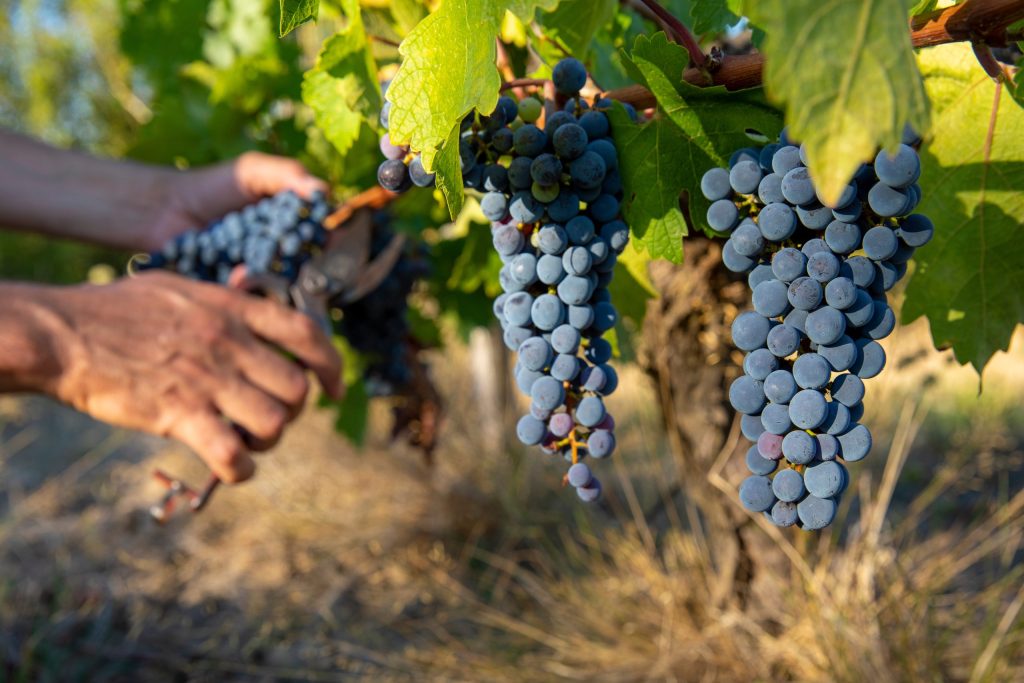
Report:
377,58,633,502
138,190,331,283
135,192,428,398
705,129,933,530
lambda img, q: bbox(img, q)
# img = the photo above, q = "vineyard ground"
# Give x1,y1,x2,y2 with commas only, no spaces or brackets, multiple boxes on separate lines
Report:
0,320,1022,682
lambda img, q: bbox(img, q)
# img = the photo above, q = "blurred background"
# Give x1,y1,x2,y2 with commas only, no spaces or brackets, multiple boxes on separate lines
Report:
2,0,1023,681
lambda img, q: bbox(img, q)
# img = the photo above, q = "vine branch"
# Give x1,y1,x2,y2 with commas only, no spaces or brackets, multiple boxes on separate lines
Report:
636,0,708,69
606,0,1024,107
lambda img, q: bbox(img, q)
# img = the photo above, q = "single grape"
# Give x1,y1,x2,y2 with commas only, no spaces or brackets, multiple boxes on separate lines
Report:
547,191,581,222
819,400,851,436
532,293,566,330
797,495,837,530
796,203,833,230
592,301,618,333
576,396,606,427
730,220,765,257
805,306,846,345
550,354,580,381
788,277,823,311
589,195,620,223
553,57,588,94
518,336,553,372
764,369,798,404
701,167,732,201
862,226,899,260
789,389,828,429
770,500,799,527
742,413,767,441
508,157,534,190
896,214,934,247
874,144,920,188
758,173,785,204
753,279,791,318
739,476,776,512
518,97,543,123
562,246,593,276
766,323,802,358
723,240,757,273
531,376,566,411
868,182,909,217
747,445,778,475
806,251,840,283
850,339,886,379
378,159,411,193
842,256,876,288
567,462,593,488
758,202,797,241
729,375,767,415
771,146,802,175
509,192,543,224
772,468,806,503
744,348,779,381
551,324,581,354
793,353,831,390
824,277,857,310
516,414,547,445
730,160,763,194
817,434,840,461
837,424,872,462
731,311,772,351
782,430,818,465
707,199,739,231
587,139,618,171
538,224,569,255
824,220,862,255
379,133,406,160
761,403,792,435
537,254,566,285
758,431,785,460
504,292,534,327
492,224,525,257
588,430,616,458
781,166,816,206
748,264,775,290
556,275,591,306
576,478,602,502
830,373,865,407
570,305,596,331
505,326,534,352
569,151,607,190
481,192,509,221
864,301,896,340
804,460,845,499
772,248,807,283
578,110,610,139
843,290,876,328
566,215,596,244
549,412,574,438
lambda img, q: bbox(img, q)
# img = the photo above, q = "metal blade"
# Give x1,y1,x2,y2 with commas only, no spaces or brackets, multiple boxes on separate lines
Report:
335,232,406,306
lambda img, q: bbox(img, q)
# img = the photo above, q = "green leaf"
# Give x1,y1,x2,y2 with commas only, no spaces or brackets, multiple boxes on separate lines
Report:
279,0,319,36
321,379,369,445
540,0,616,60
743,0,930,205
301,0,381,159
610,240,657,327
690,0,741,35
385,0,563,218
611,33,782,261
902,44,1024,374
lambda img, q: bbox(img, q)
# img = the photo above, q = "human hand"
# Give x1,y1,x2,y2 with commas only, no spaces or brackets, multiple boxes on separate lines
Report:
23,272,342,482
141,152,330,252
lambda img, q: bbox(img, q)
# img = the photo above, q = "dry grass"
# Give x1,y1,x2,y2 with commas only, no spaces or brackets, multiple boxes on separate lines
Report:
0,320,1022,682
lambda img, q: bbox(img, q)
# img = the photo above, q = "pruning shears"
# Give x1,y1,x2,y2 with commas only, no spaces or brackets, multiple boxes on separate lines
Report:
149,208,405,522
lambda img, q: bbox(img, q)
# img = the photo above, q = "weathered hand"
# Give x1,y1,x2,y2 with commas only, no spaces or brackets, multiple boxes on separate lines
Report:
21,272,342,483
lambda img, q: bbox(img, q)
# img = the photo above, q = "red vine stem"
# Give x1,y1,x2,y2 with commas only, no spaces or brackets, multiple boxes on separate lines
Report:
606,0,1024,107
324,186,393,230
637,0,707,69
500,78,551,91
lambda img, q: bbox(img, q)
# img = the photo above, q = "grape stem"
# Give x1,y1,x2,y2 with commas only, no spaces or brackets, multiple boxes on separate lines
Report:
500,78,551,92
606,0,1024,105
971,41,1013,83
324,186,394,230
635,0,708,70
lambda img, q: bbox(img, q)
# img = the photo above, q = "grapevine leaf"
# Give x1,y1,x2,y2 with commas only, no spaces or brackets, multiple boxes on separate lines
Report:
540,0,616,60
1009,69,1024,110
609,110,688,262
610,241,657,327
612,33,781,260
301,0,381,159
690,0,741,35
902,44,1024,374
385,0,563,218
742,0,930,206
279,0,319,37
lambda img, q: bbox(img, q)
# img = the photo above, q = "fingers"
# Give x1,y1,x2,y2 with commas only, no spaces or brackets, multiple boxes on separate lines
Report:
234,338,310,416
169,410,255,484
240,297,343,399
234,151,329,201
211,373,290,445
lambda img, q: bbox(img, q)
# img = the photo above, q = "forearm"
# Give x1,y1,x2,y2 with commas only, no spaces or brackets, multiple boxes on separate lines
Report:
0,130,176,250
0,282,69,395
